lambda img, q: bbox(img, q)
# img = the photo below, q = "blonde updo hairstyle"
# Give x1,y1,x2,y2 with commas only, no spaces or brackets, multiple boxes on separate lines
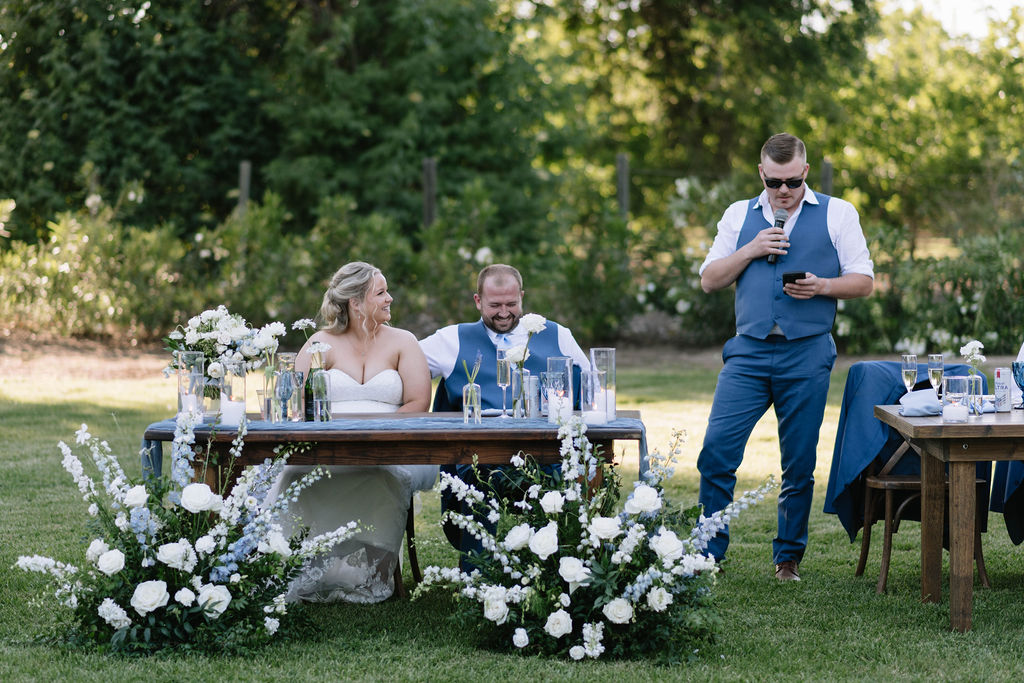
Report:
320,261,383,335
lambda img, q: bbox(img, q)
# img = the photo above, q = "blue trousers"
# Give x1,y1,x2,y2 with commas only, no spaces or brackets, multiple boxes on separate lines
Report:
697,333,836,564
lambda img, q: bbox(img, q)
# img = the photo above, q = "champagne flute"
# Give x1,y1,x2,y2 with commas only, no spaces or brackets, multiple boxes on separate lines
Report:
928,354,944,399
496,348,511,418
900,353,918,394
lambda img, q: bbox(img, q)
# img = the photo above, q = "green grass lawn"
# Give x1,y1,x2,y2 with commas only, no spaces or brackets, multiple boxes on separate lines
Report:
2,349,1024,681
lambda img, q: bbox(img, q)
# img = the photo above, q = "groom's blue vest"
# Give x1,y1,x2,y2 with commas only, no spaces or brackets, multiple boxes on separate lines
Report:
443,320,572,410
734,192,840,340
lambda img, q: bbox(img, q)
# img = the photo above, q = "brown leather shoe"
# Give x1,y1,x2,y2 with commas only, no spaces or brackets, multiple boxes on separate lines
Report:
774,560,801,581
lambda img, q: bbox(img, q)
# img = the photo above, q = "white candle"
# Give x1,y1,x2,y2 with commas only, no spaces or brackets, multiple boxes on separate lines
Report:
179,392,200,416
219,398,246,426
582,409,607,425
602,388,616,421
942,403,968,423
547,392,572,424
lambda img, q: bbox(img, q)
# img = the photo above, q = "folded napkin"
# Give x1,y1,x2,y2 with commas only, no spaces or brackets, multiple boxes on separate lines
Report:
899,388,942,416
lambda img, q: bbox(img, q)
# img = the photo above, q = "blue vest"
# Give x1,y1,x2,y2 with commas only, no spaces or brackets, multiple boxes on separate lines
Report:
735,192,841,340
444,321,571,410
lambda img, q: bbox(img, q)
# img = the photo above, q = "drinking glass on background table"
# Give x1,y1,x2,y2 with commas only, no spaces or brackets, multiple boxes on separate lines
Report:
496,348,511,418
900,353,918,393
928,354,944,398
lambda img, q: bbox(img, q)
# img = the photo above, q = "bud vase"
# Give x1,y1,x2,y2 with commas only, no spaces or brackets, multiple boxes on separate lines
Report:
512,368,531,418
309,368,332,422
463,382,482,424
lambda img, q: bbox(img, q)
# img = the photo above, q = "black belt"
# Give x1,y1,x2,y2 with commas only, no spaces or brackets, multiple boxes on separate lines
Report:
764,334,788,342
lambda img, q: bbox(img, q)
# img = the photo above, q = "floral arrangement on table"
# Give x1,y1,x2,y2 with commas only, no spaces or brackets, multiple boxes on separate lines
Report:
960,339,987,414
506,313,547,417
164,306,285,399
15,416,359,654
960,340,986,375
415,418,775,662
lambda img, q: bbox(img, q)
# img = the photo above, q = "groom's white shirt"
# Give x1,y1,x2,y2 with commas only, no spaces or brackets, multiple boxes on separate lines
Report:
419,318,589,380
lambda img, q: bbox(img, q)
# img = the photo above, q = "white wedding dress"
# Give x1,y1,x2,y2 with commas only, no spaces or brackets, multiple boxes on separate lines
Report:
263,368,438,603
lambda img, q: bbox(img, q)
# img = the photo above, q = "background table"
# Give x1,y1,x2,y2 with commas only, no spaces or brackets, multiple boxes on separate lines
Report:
874,405,1024,631
823,361,984,539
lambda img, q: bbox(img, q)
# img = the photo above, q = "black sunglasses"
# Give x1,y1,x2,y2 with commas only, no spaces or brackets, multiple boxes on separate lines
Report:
764,176,804,189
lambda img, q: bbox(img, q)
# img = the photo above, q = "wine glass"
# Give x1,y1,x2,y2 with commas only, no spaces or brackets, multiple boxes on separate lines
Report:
496,348,511,418
900,354,918,394
1012,361,1024,409
927,354,944,399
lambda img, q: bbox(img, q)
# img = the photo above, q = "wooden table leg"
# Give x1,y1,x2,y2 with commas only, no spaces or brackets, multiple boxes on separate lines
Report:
949,461,976,632
920,448,944,603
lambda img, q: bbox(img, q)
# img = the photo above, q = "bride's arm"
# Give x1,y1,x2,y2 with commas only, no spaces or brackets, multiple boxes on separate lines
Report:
395,330,431,412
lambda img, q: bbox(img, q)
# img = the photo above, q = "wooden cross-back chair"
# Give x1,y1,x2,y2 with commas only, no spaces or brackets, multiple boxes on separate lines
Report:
855,422,990,594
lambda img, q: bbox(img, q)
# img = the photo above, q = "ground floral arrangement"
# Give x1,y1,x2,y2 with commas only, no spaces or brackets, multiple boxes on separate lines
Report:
15,415,359,654
415,417,775,662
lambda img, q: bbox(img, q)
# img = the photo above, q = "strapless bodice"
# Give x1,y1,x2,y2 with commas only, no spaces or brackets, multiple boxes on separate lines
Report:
326,368,403,412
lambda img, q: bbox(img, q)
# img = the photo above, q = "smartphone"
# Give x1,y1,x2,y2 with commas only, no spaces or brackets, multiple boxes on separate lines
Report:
782,271,805,285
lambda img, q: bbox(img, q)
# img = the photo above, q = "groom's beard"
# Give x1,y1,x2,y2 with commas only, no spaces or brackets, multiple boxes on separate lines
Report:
483,313,519,334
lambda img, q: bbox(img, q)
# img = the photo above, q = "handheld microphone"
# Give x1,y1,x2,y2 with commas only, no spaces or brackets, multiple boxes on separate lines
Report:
767,208,788,264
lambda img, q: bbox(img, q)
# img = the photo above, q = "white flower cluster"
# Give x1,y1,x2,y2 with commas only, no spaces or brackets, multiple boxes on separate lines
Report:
418,417,775,661
16,419,363,651
960,339,986,369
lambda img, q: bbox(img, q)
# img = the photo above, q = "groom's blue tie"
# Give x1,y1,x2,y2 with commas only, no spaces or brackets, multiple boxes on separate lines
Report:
497,333,511,347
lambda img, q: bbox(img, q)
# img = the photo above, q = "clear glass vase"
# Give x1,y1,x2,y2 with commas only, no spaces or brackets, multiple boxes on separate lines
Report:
309,367,332,422
275,352,303,422
463,382,482,424
511,368,531,418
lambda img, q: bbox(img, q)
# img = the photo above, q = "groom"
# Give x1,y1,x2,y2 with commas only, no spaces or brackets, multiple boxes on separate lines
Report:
419,264,589,566
419,263,588,412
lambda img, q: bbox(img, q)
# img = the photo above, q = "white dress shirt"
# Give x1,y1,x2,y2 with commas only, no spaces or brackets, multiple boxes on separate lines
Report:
699,188,874,278
419,318,590,380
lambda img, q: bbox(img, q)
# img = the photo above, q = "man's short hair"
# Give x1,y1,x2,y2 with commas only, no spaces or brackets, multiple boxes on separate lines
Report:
761,133,806,165
477,264,523,295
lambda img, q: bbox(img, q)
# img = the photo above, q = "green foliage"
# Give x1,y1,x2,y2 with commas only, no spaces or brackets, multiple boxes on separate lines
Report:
838,224,1024,355
0,0,284,241
0,201,188,338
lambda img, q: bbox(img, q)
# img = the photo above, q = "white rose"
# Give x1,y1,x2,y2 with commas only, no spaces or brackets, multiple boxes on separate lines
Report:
623,484,662,515
130,580,169,616
265,616,280,635
175,587,196,606
646,586,673,612
519,313,547,335
97,549,125,576
156,541,189,570
569,645,586,660
197,584,232,618
502,523,533,551
207,361,224,379
180,483,222,513
602,597,634,624
258,530,292,557
123,484,149,508
588,516,622,540
544,608,573,639
505,344,529,365
512,627,529,648
649,528,684,564
539,491,565,514
529,521,559,560
86,538,109,563
483,599,509,624
558,556,592,591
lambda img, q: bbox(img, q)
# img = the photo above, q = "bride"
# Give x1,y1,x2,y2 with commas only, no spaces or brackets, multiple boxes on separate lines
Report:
263,261,436,603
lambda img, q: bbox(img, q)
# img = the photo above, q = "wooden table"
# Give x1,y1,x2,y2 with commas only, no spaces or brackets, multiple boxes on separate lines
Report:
874,405,1024,631
142,410,646,482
